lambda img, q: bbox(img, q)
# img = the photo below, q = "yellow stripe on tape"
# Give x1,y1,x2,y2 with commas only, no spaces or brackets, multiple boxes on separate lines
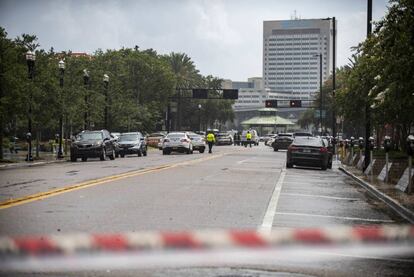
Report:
0,153,225,210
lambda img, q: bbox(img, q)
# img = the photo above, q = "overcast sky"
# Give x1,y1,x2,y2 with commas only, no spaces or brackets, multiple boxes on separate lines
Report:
0,0,389,81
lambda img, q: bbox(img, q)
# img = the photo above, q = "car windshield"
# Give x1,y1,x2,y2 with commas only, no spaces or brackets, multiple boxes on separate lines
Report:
119,134,139,141
278,134,292,137
293,137,323,147
166,133,185,138
78,132,102,141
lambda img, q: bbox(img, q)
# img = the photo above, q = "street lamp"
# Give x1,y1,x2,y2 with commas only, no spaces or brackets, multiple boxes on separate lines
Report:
313,53,323,135
57,59,65,159
198,104,202,132
103,74,109,130
25,50,36,161
83,69,90,130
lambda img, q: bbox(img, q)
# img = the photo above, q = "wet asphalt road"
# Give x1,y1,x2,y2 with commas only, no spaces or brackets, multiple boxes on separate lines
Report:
0,144,412,276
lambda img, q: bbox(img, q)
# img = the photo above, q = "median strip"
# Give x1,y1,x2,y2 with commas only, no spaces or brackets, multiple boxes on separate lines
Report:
0,153,225,210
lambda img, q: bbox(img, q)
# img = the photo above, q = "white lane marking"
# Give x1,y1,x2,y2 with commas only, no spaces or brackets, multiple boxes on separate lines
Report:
280,192,360,201
236,157,256,164
275,212,394,223
258,168,287,233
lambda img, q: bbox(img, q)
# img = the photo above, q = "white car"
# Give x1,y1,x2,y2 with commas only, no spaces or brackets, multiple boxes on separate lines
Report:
162,132,193,155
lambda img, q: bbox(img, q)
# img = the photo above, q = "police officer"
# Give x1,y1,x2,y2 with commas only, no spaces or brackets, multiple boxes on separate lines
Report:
206,131,215,153
246,130,252,148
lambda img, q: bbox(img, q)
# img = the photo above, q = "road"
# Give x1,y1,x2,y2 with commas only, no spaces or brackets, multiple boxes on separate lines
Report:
0,144,412,276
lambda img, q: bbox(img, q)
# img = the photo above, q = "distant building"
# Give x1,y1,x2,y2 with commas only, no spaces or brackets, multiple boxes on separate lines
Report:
263,18,333,100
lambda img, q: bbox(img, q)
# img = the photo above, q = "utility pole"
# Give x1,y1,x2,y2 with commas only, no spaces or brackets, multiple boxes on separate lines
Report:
364,0,373,170
332,17,337,151
319,53,323,134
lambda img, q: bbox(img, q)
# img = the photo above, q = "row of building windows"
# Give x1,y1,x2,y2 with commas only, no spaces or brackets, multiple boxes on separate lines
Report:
267,42,320,46
268,37,321,41
267,66,319,70
267,47,320,51
267,57,325,61
267,62,319,66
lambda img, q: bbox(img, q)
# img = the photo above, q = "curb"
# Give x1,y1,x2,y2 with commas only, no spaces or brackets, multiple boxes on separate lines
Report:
339,166,414,224
0,159,67,170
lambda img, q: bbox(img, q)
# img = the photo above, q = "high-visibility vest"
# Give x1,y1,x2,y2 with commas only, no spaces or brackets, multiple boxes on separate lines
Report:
246,133,252,140
207,133,215,142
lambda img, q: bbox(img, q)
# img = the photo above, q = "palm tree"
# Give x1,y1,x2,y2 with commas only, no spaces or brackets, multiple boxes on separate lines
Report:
165,52,201,88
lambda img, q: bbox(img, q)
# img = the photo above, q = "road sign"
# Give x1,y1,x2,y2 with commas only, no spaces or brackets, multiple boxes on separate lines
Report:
223,89,238,99
192,89,208,99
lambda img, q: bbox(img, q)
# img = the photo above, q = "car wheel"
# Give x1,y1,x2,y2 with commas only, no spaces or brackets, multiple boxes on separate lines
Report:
273,148,278,151
81,157,87,162
109,149,115,160
286,162,293,168
120,153,125,158
321,163,328,170
115,153,119,158
70,155,77,162
138,151,142,157
199,148,205,153
143,151,147,157
100,148,106,161
162,150,168,155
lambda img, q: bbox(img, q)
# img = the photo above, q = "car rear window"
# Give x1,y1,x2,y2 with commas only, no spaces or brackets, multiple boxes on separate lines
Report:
119,134,139,141
293,137,323,147
167,133,185,138
278,134,292,137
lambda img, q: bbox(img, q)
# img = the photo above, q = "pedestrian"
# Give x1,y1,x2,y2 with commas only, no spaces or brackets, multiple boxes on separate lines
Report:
206,131,215,153
246,130,252,148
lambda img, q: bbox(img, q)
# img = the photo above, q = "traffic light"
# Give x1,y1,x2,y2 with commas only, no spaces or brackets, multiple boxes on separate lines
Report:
289,100,302,107
223,89,238,99
265,100,278,108
192,89,208,99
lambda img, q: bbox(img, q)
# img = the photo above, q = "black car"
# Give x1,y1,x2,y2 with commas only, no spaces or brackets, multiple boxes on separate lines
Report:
272,133,294,151
117,132,147,157
70,130,116,162
286,136,331,170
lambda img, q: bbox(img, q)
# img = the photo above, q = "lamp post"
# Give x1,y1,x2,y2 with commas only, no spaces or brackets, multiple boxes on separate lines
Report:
313,53,323,135
198,104,202,132
103,74,109,130
83,69,90,130
25,50,36,162
57,59,65,159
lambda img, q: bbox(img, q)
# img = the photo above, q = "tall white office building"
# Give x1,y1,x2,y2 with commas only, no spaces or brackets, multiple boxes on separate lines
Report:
263,19,333,100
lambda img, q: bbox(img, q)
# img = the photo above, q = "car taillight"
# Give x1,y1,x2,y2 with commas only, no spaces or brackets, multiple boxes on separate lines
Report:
320,147,328,153
163,139,170,142
181,138,189,143
288,145,298,152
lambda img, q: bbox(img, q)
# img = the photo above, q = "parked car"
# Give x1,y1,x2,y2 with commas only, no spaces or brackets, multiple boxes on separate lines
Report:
162,132,193,155
117,132,147,157
70,130,116,162
265,134,278,146
216,132,233,145
286,136,331,170
110,132,121,157
272,133,293,151
147,132,166,147
188,132,206,153
241,130,259,146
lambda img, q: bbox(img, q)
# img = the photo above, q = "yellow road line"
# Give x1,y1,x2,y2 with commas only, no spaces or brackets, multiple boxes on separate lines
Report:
0,153,225,210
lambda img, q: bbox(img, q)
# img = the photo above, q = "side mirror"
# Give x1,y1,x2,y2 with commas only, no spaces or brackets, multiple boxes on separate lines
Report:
140,137,145,141
103,137,110,142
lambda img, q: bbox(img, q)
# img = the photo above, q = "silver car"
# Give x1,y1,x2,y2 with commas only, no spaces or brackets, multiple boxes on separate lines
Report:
188,133,206,153
162,132,193,155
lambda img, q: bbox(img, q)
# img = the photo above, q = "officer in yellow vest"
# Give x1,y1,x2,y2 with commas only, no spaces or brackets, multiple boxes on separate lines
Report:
246,131,252,148
206,131,215,154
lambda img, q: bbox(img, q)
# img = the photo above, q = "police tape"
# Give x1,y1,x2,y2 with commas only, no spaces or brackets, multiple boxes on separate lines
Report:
1,224,413,256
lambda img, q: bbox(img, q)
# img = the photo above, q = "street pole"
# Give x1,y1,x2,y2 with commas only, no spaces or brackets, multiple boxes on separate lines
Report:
57,60,65,159
25,50,35,162
364,0,373,171
198,104,202,132
332,17,337,152
319,53,323,135
103,74,109,130
83,69,90,130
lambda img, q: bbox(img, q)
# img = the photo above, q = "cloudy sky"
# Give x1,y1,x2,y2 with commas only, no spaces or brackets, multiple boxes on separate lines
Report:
0,0,389,81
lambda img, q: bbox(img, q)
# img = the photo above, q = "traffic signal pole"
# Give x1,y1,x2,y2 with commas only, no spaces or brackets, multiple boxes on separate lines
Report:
319,53,323,135
364,0,372,171
332,17,337,152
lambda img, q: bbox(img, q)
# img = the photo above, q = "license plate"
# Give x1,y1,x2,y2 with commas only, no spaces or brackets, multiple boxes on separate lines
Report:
172,147,178,150
303,149,311,153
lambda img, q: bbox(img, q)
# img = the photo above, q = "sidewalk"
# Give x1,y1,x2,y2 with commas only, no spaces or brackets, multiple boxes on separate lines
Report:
0,151,67,169
339,162,414,223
